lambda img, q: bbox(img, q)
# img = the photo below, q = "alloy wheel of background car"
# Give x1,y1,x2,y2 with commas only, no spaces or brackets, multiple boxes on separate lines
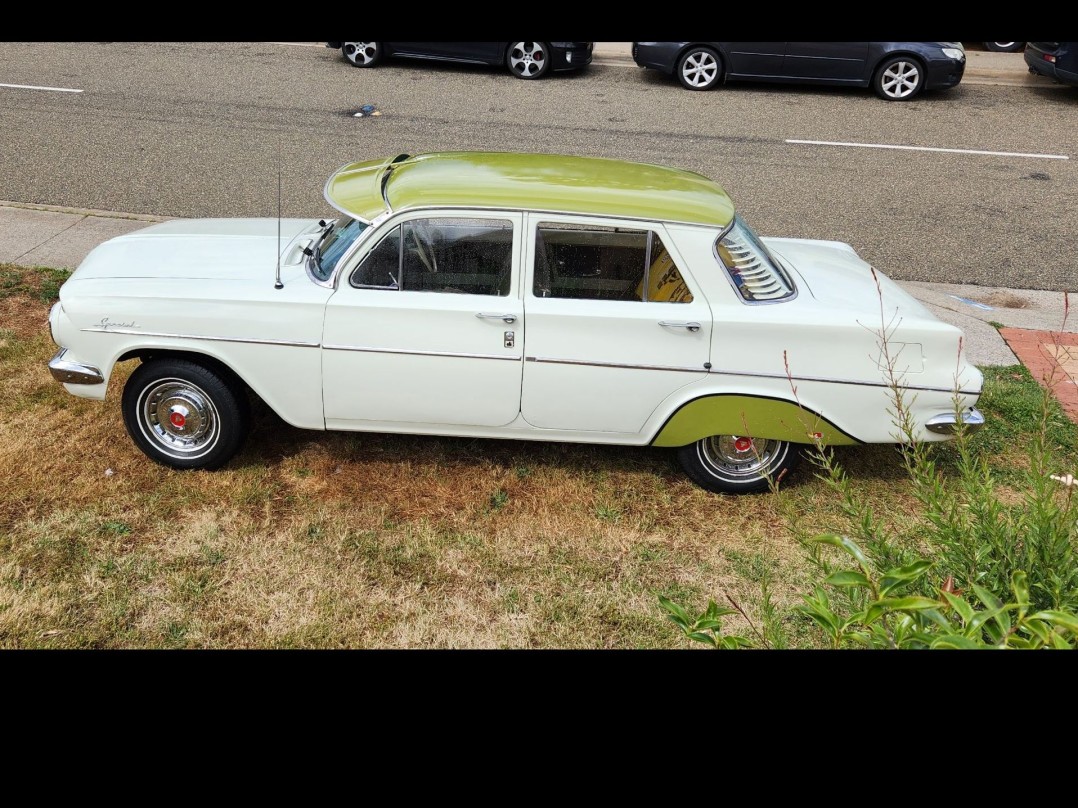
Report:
506,42,550,79
873,56,925,100
984,42,1023,52
342,42,381,68
676,47,721,90
122,358,250,470
677,435,799,494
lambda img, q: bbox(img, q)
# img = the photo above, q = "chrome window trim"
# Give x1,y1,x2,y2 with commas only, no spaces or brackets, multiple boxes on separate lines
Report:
328,206,723,289
714,217,798,305
80,326,319,349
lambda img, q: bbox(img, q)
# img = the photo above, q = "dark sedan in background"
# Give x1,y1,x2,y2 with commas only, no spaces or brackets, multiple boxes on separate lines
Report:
632,42,966,100
1024,42,1078,87
327,41,593,79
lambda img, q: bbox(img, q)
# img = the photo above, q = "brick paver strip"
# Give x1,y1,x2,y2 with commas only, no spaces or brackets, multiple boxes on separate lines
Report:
999,328,1078,423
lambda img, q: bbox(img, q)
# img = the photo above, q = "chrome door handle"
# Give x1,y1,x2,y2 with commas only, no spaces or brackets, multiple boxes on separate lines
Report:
659,321,701,332
476,312,517,324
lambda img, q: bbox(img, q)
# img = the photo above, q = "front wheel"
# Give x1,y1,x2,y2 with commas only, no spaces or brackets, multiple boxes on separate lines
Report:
872,55,925,100
676,46,721,90
342,42,381,68
122,358,250,470
984,42,1023,52
676,435,799,494
506,42,550,79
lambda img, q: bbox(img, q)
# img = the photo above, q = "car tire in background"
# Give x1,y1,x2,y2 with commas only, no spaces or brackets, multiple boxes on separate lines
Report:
676,45,722,90
676,435,800,494
122,358,250,470
872,55,926,100
505,42,551,79
341,42,382,67
984,42,1024,52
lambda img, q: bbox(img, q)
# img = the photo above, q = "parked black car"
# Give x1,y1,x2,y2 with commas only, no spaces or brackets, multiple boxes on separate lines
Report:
326,42,593,79
632,42,966,101
1024,42,1078,87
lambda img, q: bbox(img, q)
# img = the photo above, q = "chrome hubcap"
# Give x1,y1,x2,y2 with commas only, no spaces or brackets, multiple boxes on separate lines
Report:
700,435,781,479
140,379,219,458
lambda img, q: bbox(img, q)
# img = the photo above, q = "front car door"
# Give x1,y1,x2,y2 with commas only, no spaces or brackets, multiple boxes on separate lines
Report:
782,42,870,82
322,212,524,428
520,214,712,434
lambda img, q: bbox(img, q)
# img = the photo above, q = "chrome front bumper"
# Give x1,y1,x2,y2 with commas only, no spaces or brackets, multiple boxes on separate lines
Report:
925,408,986,435
48,348,104,385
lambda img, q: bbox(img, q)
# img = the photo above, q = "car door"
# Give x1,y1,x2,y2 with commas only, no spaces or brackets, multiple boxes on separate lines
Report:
782,42,870,81
722,42,786,77
321,212,524,428
520,214,712,434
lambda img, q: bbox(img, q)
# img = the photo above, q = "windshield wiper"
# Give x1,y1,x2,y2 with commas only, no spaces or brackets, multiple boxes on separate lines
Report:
312,221,337,272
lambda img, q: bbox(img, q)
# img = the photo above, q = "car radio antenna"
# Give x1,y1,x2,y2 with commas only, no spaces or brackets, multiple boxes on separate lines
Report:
274,137,284,290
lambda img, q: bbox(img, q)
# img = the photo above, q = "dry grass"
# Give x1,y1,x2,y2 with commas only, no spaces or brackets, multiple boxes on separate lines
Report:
1,263,1073,649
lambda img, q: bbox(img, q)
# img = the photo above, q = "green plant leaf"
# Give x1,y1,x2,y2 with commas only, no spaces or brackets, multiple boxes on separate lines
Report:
812,534,869,569
1011,571,1030,620
942,591,975,627
687,631,719,647
880,560,934,595
824,571,872,588
930,634,984,649
1029,611,1078,634
658,594,690,621
873,597,943,612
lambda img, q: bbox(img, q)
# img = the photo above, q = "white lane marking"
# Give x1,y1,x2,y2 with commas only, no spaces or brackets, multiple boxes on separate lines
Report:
268,42,324,48
0,82,83,93
787,139,1068,160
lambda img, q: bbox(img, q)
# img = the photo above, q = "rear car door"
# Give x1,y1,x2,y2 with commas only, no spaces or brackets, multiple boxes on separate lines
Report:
520,214,713,434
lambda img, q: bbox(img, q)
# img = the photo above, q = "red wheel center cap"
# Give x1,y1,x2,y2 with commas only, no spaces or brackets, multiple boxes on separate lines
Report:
170,412,186,428
734,437,753,453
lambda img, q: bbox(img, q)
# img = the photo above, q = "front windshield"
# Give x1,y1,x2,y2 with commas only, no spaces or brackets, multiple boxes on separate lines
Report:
312,216,368,281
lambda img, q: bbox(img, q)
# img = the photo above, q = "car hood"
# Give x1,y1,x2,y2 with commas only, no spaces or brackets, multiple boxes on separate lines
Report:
763,236,936,321
68,218,319,282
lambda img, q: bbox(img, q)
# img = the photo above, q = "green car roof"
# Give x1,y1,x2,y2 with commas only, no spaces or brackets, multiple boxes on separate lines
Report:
323,151,736,228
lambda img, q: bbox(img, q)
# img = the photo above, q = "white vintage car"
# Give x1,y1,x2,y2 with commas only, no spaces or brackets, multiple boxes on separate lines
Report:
47,151,984,494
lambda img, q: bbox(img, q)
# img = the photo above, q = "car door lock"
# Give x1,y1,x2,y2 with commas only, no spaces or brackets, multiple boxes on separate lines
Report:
504,330,515,348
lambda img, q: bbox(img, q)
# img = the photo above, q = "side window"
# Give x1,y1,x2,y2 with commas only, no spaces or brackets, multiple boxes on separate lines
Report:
534,222,693,303
351,224,402,289
350,217,513,296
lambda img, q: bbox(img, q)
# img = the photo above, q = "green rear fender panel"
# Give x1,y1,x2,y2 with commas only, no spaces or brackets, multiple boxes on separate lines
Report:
651,394,860,447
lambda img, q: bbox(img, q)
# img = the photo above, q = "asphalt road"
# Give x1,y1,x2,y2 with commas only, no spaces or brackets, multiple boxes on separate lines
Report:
1,41,1075,291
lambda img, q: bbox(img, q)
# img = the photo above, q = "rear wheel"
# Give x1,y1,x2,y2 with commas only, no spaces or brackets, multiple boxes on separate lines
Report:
677,435,799,494
122,358,250,470
984,42,1023,52
872,55,925,100
506,42,550,79
342,42,381,67
676,46,721,90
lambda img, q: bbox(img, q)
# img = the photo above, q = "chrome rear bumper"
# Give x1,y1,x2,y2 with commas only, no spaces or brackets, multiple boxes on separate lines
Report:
48,348,104,385
925,408,985,435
